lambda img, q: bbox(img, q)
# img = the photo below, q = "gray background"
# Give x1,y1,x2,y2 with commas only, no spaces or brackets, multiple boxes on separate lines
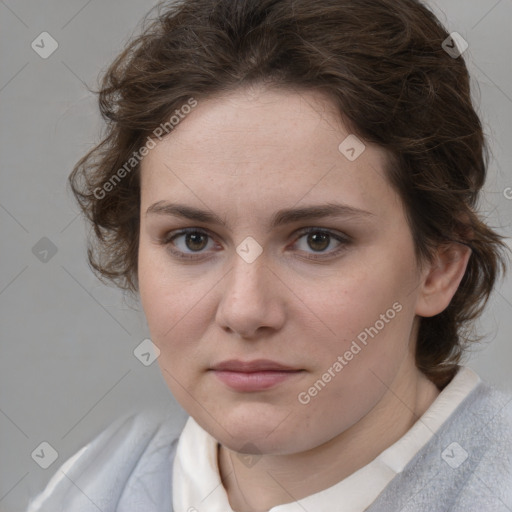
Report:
1,1,511,510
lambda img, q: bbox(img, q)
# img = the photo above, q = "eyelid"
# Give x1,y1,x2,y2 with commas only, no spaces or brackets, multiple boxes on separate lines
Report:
161,226,212,244
292,226,351,242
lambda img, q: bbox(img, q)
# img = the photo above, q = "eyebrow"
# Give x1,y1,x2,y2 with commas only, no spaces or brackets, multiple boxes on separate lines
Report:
146,201,374,229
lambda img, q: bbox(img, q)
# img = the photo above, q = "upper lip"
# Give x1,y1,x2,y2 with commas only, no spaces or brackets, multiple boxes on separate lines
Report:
210,359,301,372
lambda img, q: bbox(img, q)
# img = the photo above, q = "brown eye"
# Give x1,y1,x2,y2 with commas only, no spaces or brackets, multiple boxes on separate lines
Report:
306,232,331,252
184,232,209,251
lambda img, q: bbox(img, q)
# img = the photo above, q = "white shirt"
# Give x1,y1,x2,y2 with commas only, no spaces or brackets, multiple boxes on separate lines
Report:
172,366,481,512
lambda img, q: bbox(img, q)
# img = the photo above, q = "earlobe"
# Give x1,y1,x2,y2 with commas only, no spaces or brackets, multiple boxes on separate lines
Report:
415,243,472,318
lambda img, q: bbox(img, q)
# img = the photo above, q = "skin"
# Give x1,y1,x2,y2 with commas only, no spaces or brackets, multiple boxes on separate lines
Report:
138,85,471,512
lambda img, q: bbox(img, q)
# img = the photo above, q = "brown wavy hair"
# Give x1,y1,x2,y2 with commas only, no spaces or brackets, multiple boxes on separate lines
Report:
69,0,509,388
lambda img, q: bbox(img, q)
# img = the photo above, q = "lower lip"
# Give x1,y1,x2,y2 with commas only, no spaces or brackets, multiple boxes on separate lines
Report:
211,370,304,391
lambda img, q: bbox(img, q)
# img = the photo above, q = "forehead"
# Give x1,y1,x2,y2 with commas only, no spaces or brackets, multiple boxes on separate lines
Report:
139,86,395,219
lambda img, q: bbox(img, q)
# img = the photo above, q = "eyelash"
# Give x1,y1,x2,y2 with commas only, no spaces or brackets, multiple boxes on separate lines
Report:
160,227,351,262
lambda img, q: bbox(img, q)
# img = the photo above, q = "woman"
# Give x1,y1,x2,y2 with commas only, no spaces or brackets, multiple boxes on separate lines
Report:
28,0,512,510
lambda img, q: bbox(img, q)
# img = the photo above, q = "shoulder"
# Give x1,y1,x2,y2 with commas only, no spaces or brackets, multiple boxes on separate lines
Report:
369,374,512,511
447,380,512,511
450,377,512,467
27,409,182,512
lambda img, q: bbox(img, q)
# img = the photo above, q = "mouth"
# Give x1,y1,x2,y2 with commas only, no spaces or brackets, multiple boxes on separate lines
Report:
209,359,305,392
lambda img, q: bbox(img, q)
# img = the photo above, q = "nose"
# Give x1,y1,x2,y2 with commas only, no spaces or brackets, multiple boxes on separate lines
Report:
215,254,286,339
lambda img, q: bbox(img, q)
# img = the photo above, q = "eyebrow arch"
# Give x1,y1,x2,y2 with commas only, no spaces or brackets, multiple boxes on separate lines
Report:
145,201,374,229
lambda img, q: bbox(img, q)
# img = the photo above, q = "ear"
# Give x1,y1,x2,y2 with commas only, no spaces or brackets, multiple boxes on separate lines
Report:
415,243,472,318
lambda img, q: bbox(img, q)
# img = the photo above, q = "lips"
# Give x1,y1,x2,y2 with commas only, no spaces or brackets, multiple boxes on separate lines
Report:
210,359,300,372
209,359,304,392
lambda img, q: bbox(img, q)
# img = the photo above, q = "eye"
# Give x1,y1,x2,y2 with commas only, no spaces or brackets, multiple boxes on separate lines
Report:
162,228,218,260
291,228,350,260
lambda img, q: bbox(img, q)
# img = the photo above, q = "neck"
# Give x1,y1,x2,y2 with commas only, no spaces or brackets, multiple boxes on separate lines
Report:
218,366,440,512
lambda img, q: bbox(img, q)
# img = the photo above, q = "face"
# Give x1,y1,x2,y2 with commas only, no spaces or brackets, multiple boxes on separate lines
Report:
138,86,427,455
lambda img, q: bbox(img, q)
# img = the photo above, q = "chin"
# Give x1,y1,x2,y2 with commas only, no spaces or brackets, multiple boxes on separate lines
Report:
198,405,309,454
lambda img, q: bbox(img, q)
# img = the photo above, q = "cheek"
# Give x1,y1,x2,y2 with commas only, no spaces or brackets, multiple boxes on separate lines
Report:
300,252,418,390
138,244,199,343
139,265,207,402
137,242,218,386
303,259,409,342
